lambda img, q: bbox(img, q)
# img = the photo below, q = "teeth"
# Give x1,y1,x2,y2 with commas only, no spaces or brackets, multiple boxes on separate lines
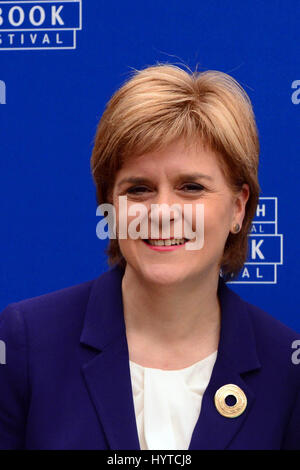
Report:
147,238,186,246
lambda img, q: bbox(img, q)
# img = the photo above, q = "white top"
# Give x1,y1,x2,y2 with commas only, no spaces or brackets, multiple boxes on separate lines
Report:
129,350,218,450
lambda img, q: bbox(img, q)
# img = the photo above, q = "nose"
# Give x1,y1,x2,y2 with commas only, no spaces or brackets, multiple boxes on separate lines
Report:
148,190,182,238
149,188,178,220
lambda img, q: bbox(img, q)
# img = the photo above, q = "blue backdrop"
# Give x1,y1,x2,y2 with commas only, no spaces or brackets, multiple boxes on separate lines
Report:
0,0,299,331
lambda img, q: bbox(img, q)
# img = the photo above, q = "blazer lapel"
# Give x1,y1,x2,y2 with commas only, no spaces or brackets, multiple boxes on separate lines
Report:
189,277,261,450
80,265,261,450
80,265,140,450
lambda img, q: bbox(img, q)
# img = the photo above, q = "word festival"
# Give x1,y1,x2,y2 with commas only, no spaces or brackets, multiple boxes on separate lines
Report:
0,31,63,46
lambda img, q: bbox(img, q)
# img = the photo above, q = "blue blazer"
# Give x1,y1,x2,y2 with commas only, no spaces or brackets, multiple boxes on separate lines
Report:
0,264,299,450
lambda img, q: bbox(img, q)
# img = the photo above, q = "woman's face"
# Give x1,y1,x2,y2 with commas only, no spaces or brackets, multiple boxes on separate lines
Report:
112,138,249,286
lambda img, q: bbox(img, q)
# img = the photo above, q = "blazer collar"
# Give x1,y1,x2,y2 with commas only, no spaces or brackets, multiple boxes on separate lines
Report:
80,264,261,450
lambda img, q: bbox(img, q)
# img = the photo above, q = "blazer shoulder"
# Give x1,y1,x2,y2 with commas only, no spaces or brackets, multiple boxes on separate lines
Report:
0,277,97,344
241,295,300,387
4,277,94,313
244,297,300,342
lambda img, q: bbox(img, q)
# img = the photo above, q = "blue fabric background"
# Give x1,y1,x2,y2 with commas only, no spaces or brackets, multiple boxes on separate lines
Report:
0,1,299,330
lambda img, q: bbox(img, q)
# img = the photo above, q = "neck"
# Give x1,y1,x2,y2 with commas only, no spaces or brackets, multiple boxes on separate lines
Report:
121,264,221,362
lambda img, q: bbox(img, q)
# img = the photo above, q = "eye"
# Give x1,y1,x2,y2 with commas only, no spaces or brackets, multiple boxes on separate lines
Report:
126,185,151,195
180,183,205,192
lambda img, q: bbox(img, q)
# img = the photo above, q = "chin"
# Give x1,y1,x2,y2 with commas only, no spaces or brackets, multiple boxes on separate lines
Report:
137,262,192,286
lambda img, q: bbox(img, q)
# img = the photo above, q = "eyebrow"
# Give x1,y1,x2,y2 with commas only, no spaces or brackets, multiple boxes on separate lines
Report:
116,173,214,188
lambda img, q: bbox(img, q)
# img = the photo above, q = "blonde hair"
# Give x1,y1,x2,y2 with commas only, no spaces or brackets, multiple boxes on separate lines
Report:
91,63,261,281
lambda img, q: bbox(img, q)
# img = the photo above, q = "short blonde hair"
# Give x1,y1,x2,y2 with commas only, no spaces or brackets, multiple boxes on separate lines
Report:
91,64,261,281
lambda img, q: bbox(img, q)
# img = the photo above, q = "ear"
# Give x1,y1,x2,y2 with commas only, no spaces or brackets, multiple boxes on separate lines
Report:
232,183,250,228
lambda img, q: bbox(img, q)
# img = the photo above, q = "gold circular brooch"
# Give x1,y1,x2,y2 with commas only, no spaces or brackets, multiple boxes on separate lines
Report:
214,384,247,418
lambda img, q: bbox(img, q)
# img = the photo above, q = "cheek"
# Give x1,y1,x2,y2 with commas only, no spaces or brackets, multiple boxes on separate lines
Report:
114,197,152,238
115,206,145,239
117,232,137,258
201,203,232,238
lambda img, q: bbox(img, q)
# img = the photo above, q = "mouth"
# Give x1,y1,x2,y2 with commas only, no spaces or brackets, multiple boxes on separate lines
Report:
142,238,189,247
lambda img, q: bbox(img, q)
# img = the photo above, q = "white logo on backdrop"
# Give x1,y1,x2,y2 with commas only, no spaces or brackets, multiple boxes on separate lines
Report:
291,80,300,104
0,340,6,364
0,0,82,50
0,79,5,103
229,197,283,284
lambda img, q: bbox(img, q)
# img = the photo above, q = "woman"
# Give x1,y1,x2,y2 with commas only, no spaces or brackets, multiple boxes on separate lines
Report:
0,64,299,450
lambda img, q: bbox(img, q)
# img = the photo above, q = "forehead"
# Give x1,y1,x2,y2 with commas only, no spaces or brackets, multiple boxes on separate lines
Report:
116,139,223,179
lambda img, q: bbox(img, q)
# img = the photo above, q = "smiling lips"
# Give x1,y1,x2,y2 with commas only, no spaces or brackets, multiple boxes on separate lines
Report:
142,238,188,251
